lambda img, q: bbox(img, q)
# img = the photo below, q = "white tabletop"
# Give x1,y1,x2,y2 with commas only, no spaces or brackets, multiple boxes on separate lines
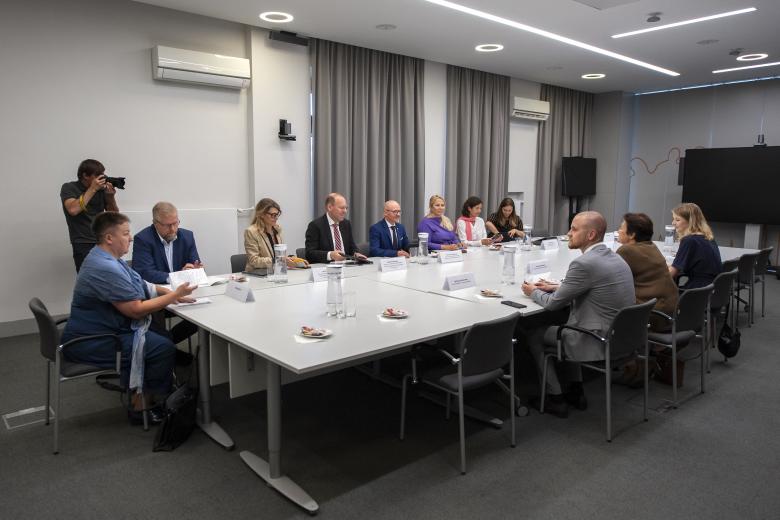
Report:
172,276,518,374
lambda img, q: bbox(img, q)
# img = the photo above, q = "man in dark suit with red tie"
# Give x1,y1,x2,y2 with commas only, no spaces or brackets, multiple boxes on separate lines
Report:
304,193,367,264
369,200,410,257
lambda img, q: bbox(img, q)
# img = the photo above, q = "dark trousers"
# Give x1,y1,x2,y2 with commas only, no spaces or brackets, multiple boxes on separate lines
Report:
72,242,95,272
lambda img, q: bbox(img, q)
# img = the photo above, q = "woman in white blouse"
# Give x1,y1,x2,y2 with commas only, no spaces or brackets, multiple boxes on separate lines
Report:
456,196,497,247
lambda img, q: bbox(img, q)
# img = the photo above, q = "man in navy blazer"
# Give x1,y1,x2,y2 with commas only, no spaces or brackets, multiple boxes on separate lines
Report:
369,200,410,257
132,202,202,284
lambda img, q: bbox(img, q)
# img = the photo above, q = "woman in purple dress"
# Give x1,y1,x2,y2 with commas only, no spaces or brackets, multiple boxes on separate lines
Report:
417,195,464,250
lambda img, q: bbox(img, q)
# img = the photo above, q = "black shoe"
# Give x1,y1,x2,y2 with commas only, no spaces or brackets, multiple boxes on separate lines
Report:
564,388,588,411
529,395,569,418
128,406,165,426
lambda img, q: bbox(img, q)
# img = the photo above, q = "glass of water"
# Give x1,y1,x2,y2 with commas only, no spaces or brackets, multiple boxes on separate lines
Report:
409,246,418,263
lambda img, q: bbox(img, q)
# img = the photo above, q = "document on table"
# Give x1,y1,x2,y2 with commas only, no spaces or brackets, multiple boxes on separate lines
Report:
170,297,212,307
169,268,227,289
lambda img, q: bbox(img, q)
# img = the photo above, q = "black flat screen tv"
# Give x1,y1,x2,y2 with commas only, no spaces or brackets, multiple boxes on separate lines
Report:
561,157,596,196
681,146,780,224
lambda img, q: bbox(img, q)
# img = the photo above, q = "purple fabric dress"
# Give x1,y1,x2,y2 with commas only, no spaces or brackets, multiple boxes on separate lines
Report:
417,217,459,250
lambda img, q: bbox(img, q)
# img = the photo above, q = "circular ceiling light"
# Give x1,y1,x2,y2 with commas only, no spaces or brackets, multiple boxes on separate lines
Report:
259,11,293,23
736,53,768,61
475,44,503,52
581,73,606,79
375,24,397,30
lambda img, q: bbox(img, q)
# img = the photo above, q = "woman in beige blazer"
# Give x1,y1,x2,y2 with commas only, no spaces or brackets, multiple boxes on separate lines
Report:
244,198,308,270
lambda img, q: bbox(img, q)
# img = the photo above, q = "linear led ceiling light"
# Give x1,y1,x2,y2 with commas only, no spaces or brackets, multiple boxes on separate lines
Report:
713,61,780,74
612,8,756,38
424,0,679,76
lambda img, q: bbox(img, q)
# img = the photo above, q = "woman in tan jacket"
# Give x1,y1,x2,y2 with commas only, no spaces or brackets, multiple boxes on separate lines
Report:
244,198,308,270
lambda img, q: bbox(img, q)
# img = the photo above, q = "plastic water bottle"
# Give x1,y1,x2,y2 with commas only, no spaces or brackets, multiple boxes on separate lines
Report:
418,232,429,265
326,265,343,316
664,225,675,252
502,245,517,285
522,225,533,251
271,244,288,283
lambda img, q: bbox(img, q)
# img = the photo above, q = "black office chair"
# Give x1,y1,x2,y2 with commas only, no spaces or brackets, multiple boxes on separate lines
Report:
735,252,760,327
721,258,739,273
356,242,370,257
754,247,773,318
28,298,148,453
540,299,656,442
230,253,247,273
399,313,520,474
295,247,306,260
707,269,739,371
647,284,713,408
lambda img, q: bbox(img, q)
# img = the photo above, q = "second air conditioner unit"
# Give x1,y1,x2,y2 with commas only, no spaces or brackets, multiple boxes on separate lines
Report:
511,97,550,121
152,45,251,89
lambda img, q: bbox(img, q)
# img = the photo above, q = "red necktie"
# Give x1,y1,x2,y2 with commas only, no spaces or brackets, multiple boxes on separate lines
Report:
332,223,343,252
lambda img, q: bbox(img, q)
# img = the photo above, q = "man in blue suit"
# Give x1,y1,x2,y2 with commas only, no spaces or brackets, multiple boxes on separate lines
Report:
132,202,200,350
132,202,202,284
369,200,410,257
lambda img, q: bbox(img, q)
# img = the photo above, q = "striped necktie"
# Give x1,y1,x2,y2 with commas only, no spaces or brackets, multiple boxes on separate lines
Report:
332,223,343,252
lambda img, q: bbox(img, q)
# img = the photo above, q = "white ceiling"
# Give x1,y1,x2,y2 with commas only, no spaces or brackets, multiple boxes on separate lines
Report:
135,0,780,93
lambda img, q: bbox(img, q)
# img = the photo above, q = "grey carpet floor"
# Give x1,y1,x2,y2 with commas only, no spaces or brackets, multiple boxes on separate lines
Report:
1,281,779,519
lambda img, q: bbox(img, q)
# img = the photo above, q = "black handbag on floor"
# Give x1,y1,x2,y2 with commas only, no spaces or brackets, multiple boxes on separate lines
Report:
718,322,741,359
153,384,197,452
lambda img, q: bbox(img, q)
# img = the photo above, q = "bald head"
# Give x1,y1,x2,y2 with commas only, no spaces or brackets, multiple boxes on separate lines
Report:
326,192,348,222
568,211,607,251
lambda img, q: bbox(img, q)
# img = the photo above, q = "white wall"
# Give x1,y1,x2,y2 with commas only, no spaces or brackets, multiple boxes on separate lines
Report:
0,0,250,327
629,79,780,257
248,28,313,253
507,79,541,227
424,61,447,207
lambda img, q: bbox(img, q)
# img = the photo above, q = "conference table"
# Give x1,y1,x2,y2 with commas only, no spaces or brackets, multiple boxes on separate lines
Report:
169,238,758,514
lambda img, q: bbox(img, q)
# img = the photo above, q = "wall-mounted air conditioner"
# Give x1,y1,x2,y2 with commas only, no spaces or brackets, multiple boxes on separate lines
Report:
511,97,550,121
152,45,251,89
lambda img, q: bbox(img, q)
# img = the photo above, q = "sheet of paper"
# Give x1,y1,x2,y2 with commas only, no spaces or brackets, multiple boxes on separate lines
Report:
171,297,212,307
169,268,209,289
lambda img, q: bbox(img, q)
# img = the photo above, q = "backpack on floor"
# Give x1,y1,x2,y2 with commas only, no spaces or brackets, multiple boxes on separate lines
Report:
153,384,197,452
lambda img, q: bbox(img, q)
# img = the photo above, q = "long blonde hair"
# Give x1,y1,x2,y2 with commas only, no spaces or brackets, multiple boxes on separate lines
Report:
673,202,713,241
252,198,282,231
426,195,453,231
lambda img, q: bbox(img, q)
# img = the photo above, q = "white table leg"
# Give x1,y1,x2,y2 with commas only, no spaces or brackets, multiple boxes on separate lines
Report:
240,362,318,514
196,327,234,450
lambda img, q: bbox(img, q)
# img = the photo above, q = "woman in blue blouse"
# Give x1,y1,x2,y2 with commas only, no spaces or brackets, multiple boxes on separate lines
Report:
417,195,464,250
669,203,722,289
62,212,196,419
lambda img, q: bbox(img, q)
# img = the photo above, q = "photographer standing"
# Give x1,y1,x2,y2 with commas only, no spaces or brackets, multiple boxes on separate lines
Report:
61,159,119,271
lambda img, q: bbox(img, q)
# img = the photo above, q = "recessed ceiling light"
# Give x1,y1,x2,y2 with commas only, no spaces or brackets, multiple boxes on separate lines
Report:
737,53,768,62
424,0,679,76
582,73,605,79
259,11,293,23
375,24,397,30
612,7,756,38
475,44,503,52
713,62,780,74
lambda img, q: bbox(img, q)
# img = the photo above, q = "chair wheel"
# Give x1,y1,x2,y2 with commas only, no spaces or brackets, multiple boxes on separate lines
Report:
516,405,529,417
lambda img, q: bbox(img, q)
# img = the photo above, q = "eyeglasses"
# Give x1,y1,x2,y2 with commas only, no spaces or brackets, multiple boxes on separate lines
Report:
154,219,180,229
387,210,402,215
266,211,281,219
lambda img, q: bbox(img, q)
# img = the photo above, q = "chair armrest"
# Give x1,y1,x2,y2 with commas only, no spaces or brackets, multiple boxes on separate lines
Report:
55,316,69,325
436,349,460,365
650,310,672,322
556,324,607,344
59,333,123,353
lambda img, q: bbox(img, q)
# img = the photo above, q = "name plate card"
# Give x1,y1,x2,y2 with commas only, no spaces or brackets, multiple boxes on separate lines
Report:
438,250,464,264
379,257,407,272
225,280,255,302
527,259,550,275
310,267,329,282
541,239,559,251
442,272,476,291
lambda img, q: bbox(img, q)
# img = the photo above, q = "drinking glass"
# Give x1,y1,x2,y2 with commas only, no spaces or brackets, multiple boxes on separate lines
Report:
343,291,357,318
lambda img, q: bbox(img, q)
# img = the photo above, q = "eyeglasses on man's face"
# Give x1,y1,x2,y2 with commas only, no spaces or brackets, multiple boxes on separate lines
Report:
387,209,402,215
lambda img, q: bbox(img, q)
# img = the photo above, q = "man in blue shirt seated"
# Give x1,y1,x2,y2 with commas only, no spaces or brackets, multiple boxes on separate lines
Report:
369,200,410,257
132,202,200,348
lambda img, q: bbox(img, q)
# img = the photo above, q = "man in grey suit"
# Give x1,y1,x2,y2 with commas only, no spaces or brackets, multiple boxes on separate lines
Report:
521,211,635,418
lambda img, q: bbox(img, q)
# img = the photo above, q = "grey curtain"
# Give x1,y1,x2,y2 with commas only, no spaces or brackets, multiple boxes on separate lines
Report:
534,84,593,235
445,65,510,217
310,39,425,242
